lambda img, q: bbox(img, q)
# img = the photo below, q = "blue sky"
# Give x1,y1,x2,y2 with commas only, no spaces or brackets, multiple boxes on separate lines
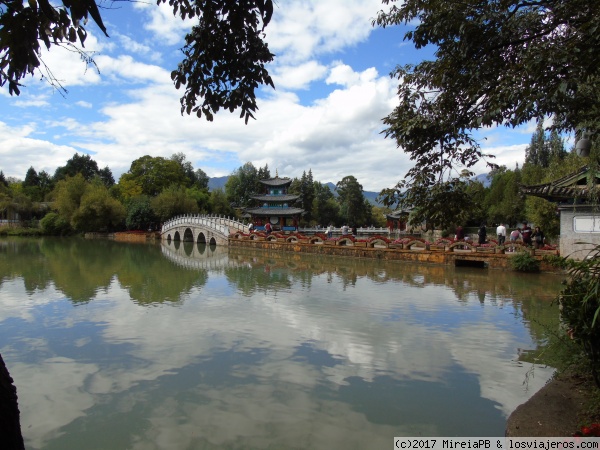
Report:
0,0,541,192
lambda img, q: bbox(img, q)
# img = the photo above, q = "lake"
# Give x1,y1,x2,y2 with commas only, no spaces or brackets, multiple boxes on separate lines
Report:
0,237,564,449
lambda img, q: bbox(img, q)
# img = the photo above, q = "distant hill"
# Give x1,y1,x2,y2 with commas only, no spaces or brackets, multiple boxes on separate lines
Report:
208,177,383,205
207,176,229,191
473,173,491,187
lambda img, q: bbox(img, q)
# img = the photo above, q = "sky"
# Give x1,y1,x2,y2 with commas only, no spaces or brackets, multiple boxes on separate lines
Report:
0,0,542,192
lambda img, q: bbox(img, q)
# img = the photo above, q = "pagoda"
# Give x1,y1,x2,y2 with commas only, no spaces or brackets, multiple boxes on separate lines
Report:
245,174,304,232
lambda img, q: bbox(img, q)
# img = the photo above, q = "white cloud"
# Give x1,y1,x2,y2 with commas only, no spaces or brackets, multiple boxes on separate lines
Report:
267,0,383,64
136,1,193,46
272,61,328,90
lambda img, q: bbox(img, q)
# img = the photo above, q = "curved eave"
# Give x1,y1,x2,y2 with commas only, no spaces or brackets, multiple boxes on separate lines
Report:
260,177,292,187
520,185,588,201
251,194,299,202
245,207,305,216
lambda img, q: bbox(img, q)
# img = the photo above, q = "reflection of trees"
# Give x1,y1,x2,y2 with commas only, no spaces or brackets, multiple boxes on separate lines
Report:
0,239,53,293
226,247,563,351
0,238,208,305
115,243,208,305
40,238,123,302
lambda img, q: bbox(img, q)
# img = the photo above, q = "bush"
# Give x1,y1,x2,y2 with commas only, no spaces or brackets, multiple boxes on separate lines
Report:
40,212,72,236
558,245,600,386
509,250,540,272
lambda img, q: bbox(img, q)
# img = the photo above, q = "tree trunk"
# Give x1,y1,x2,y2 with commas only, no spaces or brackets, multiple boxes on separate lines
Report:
0,353,24,450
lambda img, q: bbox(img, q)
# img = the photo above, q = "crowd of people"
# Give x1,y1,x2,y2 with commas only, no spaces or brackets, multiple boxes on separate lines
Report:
457,222,546,249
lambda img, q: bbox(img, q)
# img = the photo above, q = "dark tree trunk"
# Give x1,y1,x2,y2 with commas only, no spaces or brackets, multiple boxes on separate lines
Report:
0,353,25,450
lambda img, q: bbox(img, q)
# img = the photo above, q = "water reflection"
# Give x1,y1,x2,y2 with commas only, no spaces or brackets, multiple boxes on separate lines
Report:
0,238,565,449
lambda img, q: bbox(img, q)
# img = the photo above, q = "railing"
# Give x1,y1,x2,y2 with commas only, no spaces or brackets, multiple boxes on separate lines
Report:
161,214,248,236
298,227,392,236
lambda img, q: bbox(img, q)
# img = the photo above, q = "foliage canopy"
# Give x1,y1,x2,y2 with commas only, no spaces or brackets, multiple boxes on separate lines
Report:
375,0,600,218
1,0,274,122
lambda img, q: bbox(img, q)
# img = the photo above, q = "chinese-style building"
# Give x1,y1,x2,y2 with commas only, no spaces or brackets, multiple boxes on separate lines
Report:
521,165,600,259
385,210,410,232
244,175,304,232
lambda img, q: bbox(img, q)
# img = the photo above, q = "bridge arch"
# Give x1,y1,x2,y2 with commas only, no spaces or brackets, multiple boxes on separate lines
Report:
161,214,249,246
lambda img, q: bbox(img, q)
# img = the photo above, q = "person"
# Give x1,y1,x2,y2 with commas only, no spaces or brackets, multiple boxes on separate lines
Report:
478,223,487,244
265,222,272,235
532,226,545,249
327,224,333,239
496,223,506,245
509,228,521,243
351,224,357,236
248,222,254,233
455,225,465,240
341,224,349,236
520,222,532,246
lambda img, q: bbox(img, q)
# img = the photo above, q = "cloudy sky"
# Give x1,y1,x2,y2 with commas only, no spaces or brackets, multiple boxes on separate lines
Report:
0,0,538,192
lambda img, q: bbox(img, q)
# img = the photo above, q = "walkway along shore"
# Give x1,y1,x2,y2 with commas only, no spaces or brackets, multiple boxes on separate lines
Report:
228,232,561,272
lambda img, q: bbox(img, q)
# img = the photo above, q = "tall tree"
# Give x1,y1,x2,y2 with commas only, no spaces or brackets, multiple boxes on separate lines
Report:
335,175,367,226
23,166,39,188
312,181,339,227
484,166,524,227
525,122,550,168
225,162,258,208
22,166,43,201
375,0,600,211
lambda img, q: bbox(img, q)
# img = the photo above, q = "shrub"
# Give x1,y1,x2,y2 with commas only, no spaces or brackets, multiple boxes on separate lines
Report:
40,212,72,236
509,251,540,272
558,244,600,386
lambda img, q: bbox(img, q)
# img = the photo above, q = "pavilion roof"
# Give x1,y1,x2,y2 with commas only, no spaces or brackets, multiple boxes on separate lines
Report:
245,207,304,217
520,165,600,202
260,177,292,187
251,194,299,202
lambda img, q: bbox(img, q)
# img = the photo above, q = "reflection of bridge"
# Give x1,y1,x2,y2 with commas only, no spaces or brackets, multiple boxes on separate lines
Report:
161,214,248,245
160,240,231,270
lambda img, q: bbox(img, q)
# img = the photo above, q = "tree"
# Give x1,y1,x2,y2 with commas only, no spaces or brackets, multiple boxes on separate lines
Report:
119,155,187,197
53,153,113,187
312,181,339,226
170,152,209,190
257,164,271,182
375,0,600,211
23,166,39,188
53,173,87,224
225,162,258,208
22,166,43,202
1,0,274,122
208,188,235,216
525,122,550,168
484,166,524,227
151,185,199,222
71,181,126,232
335,175,368,226
125,196,157,231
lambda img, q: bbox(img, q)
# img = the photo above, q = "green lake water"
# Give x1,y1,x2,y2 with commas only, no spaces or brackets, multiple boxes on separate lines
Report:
0,237,565,449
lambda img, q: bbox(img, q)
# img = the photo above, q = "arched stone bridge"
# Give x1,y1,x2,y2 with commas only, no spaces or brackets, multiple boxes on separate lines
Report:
161,214,248,246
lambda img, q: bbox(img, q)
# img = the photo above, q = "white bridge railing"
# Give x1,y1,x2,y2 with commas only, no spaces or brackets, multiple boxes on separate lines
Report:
161,214,249,236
